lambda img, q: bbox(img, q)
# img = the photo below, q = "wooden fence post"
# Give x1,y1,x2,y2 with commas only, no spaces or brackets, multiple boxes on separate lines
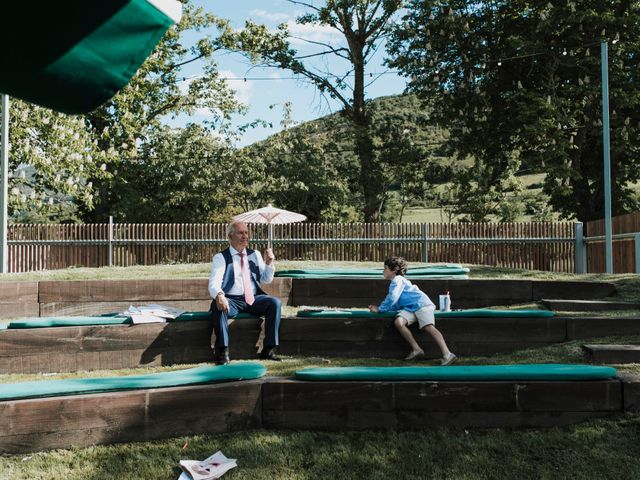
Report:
574,222,587,274
422,223,429,264
108,216,113,267
635,233,640,274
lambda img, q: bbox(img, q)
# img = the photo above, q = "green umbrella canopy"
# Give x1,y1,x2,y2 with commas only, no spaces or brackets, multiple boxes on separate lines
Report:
0,0,182,114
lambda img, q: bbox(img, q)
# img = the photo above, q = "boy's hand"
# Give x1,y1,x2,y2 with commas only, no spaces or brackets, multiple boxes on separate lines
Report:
368,305,379,313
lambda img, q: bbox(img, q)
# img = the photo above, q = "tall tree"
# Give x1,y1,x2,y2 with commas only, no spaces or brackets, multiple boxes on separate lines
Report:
388,0,640,220
8,99,107,222
366,95,450,221
111,123,238,222
243,95,449,221
244,105,360,221
220,0,403,221
82,1,243,222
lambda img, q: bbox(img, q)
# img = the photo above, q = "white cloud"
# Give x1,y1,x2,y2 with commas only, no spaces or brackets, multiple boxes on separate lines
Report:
220,70,254,105
178,77,194,95
177,71,254,118
249,9,291,22
286,20,341,46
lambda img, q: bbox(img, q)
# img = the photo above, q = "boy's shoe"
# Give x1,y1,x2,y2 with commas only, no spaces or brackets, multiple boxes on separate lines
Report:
404,349,424,361
441,353,457,366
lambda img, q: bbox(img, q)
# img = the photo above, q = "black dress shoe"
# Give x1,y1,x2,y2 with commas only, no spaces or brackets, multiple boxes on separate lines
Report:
259,347,281,362
215,347,230,365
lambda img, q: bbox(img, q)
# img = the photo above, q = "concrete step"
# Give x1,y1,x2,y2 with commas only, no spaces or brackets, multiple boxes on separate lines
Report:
583,344,640,363
542,299,640,312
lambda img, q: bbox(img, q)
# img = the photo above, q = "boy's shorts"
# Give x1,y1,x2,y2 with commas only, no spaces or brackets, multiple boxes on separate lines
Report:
397,305,435,329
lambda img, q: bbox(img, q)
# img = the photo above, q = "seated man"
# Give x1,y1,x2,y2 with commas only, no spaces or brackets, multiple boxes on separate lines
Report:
208,221,282,365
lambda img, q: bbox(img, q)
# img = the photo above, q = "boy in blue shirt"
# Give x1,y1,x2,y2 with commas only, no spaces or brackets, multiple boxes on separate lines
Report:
369,256,456,365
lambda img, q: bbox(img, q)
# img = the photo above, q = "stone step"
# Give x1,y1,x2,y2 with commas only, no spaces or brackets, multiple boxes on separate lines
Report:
583,344,640,364
542,299,640,312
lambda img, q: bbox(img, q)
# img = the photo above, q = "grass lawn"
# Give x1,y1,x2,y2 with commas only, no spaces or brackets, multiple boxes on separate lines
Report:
1,262,639,479
2,417,639,480
0,333,639,479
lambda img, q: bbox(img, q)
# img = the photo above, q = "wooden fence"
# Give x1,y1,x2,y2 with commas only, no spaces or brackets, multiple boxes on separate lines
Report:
7,222,577,273
585,212,640,273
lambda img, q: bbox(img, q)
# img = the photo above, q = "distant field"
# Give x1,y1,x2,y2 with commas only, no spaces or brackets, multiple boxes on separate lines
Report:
401,207,455,222
400,172,556,223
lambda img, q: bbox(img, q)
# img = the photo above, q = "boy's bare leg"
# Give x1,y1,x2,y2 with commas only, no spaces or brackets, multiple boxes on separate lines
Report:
422,325,451,357
394,316,422,353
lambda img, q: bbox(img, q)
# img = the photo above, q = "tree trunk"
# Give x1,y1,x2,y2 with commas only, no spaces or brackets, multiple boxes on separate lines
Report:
351,39,384,222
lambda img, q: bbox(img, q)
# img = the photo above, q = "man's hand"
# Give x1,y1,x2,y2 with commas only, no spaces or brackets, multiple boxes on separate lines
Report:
264,248,275,265
368,305,379,313
216,293,229,312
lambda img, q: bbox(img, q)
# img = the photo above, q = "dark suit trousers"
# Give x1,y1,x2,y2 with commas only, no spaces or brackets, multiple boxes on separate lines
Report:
210,294,281,349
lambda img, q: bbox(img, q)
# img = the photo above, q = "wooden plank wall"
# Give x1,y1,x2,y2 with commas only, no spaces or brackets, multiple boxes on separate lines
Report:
7,222,575,273
585,212,640,273
262,379,621,430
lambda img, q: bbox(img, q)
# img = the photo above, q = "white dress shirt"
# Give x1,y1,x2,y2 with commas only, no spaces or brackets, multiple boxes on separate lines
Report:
208,246,275,299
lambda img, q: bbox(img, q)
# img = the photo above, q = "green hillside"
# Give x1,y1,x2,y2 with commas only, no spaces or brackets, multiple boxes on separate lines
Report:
251,94,451,165
247,94,553,222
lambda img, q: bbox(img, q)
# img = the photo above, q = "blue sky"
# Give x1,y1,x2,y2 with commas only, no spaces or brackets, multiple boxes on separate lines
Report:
179,0,407,146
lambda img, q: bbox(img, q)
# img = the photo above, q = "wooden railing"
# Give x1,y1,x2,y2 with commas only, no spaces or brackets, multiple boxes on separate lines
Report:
7,221,577,273
585,212,640,273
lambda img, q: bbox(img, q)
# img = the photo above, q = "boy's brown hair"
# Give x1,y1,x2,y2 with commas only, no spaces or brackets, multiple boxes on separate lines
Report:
384,256,408,276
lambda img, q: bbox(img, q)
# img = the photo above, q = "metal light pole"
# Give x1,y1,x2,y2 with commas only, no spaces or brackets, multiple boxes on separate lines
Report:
0,94,8,274
601,41,613,273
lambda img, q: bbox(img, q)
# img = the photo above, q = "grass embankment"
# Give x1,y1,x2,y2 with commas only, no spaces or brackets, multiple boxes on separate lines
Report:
1,334,639,385
0,260,632,282
1,263,639,478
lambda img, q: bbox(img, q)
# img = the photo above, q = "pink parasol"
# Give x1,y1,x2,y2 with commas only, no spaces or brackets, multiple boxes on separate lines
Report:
232,204,306,248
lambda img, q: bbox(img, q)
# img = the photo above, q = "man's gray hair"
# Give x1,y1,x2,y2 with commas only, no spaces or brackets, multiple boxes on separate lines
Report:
227,221,246,239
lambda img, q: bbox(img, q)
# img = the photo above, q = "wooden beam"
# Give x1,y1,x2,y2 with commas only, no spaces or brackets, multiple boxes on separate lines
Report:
566,317,640,340
0,381,262,454
583,344,640,364
261,378,621,430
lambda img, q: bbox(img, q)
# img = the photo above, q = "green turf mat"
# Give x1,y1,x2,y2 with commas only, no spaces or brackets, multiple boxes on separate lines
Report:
0,364,267,401
295,364,616,381
276,274,468,279
296,309,554,318
275,265,469,278
6,312,259,329
8,316,133,328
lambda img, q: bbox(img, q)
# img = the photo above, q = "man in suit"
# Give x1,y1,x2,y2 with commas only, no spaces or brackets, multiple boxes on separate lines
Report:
208,221,282,365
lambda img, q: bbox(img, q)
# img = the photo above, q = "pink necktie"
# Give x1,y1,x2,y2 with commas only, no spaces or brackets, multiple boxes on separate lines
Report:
239,252,255,305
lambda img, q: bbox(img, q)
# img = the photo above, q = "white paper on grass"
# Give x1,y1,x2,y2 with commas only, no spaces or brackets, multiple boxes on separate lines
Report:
178,451,237,480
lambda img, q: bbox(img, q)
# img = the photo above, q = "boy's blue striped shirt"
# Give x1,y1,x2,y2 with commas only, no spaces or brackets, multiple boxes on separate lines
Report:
378,275,435,312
